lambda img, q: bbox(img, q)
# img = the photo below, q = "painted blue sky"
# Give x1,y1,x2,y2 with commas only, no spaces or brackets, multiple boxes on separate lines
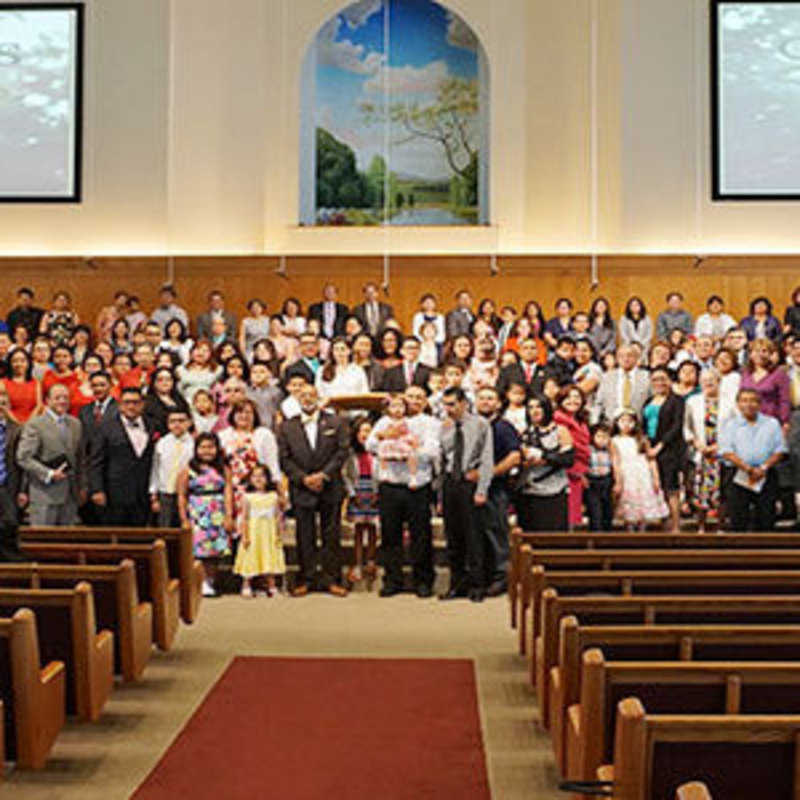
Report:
312,0,481,178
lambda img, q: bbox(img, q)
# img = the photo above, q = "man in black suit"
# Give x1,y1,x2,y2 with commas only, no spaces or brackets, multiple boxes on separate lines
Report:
380,337,432,393
6,287,44,341
283,333,321,386
0,383,25,560
78,371,117,524
89,387,155,526
352,282,394,338
496,338,544,399
307,284,349,340
278,384,350,596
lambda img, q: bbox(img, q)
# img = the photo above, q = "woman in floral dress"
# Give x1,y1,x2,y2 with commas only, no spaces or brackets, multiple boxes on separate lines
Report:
178,433,234,597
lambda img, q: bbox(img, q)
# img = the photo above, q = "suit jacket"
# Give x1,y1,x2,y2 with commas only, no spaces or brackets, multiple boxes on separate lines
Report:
445,307,474,340
89,412,155,505
78,397,118,476
195,310,237,340
308,301,349,338
16,412,82,508
651,392,686,472
352,301,394,337
597,368,651,422
278,412,349,509
380,362,433,393
1,417,22,499
496,362,544,399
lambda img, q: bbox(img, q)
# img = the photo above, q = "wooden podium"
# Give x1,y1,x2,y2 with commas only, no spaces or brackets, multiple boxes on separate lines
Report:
325,393,389,414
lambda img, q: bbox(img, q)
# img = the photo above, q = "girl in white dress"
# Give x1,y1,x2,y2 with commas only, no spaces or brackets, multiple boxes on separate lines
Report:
611,409,668,530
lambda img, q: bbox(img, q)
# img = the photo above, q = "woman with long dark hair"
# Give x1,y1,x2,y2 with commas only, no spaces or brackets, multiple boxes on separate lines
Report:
588,297,616,358
1,348,41,423
553,385,591,529
145,367,191,435
315,337,369,400
741,296,782,342
619,296,653,355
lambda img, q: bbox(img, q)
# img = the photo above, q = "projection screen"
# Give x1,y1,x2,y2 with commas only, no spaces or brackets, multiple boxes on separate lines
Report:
713,1,800,199
0,4,83,202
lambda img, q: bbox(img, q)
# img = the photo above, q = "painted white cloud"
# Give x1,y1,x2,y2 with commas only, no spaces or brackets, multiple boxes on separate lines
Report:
446,12,478,51
364,59,449,94
340,0,382,30
317,16,382,75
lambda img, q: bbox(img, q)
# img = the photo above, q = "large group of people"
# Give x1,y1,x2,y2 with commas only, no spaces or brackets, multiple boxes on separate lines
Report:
1,281,799,600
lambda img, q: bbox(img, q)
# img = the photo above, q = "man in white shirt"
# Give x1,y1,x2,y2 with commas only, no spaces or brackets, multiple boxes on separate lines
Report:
149,410,194,527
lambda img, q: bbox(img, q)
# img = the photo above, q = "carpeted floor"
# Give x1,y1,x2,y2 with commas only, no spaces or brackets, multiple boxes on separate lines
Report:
133,656,491,799
1,587,562,799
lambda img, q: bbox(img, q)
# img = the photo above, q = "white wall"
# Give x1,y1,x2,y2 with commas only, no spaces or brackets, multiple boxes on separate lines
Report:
2,0,799,256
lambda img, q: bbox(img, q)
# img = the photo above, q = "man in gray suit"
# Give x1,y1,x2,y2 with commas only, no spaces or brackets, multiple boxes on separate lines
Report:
445,289,474,340
597,345,651,422
195,290,237,341
17,384,83,525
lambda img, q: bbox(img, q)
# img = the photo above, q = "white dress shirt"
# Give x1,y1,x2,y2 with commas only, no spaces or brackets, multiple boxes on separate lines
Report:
123,415,149,458
315,364,369,399
149,433,194,494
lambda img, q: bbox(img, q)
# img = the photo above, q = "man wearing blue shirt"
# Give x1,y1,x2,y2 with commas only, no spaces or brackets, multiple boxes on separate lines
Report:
719,389,787,532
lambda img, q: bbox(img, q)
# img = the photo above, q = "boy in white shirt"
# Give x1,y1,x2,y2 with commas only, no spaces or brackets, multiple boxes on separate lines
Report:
279,374,308,421
149,410,194,527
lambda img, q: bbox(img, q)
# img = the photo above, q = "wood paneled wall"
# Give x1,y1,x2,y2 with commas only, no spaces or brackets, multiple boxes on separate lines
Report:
1,255,799,334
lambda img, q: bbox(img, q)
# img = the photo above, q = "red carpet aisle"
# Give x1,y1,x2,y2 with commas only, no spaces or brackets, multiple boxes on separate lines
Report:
131,656,491,799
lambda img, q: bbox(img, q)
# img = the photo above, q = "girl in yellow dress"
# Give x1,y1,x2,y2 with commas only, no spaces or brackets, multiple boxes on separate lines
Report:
233,465,286,598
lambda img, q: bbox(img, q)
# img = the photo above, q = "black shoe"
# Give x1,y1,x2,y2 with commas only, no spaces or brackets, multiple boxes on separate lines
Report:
0,528,27,563
486,579,507,598
439,586,469,601
415,584,433,598
379,584,403,598
468,588,486,603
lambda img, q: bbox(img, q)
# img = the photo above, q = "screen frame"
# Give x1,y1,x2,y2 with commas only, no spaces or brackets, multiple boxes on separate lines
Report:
0,2,84,203
711,0,800,201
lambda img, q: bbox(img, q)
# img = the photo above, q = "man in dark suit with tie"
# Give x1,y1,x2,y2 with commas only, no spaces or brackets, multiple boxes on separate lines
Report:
283,333,322,386
380,337,432,393
352,282,394,338
90,387,155,526
307,284,349,340
78,371,117,524
496,338,544,399
278,384,350,596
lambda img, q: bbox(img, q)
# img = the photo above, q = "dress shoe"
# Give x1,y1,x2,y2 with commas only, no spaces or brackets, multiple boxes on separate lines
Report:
439,586,469,601
327,584,348,598
468,588,486,603
291,584,309,598
486,580,507,598
379,584,403,598
415,584,433,599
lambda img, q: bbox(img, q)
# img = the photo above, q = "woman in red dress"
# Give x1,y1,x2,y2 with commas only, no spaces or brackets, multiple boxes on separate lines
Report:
41,345,80,403
553,385,591,530
2,349,41,423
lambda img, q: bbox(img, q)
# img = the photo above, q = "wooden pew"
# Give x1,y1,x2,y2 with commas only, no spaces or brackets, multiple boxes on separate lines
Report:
529,567,800,662
517,547,800,655
568,651,800,786
0,562,152,682
0,584,112,723
600,697,800,800
508,529,800,630
0,609,65,770
676,784,711,800
20,540,179,651
551,621,800,777
21,526,203,624
536,591,800,732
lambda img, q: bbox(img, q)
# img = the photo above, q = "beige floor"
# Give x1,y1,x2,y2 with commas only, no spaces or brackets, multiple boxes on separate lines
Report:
1,584,562,800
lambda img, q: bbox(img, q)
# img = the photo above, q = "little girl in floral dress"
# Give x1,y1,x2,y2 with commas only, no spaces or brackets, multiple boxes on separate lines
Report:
343,417,379,587
178,433,233,597
611,409,668,530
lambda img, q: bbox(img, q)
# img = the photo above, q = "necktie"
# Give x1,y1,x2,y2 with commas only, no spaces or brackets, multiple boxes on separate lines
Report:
452,421,464,480
792,370,800,409
367,303,377,333
622,372,632,408
57,416,69,447
167,440,184,492
94,403,103,423
405,363,414,385
524,363,533,383
301,411,319,426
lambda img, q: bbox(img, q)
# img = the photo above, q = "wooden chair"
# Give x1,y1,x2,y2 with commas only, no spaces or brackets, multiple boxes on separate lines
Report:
676,783,711,800
0,562,152,681
0,609,65,770
508,529,800,630
0,583,113,722
550,621,800,776
21,525,203,624
529,567,800,662
568,650,800,786
600,697,800,800
517,547,800,655
536,590,800,731
21,539,179,651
